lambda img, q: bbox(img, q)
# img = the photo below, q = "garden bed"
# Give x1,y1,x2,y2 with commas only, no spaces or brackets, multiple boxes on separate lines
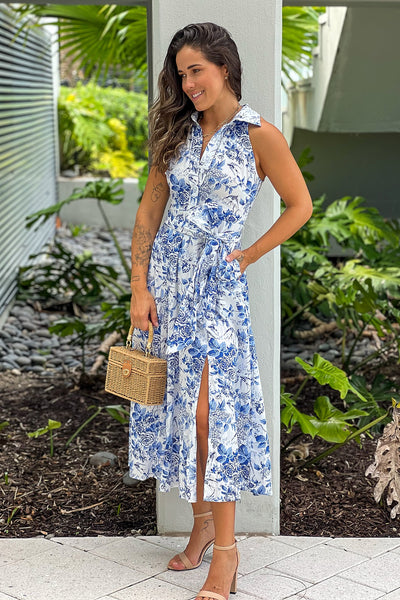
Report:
1,366,399,539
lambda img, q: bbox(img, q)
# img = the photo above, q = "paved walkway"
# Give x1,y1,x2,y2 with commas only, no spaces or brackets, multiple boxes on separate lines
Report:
1,534,400,600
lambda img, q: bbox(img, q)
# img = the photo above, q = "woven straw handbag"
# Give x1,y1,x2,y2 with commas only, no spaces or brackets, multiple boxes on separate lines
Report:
105,322,167,405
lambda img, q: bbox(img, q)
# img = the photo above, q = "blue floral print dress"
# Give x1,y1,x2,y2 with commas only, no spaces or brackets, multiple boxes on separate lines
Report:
128,104,272,502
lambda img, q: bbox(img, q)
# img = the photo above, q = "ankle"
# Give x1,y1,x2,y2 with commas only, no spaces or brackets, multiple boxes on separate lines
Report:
192,501,212,516
214,539,236,549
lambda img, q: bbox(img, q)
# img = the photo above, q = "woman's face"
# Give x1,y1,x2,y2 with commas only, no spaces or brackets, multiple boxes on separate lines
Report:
176,45,230,110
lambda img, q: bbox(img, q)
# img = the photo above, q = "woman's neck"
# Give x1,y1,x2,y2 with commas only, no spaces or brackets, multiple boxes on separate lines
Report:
200,98,241,130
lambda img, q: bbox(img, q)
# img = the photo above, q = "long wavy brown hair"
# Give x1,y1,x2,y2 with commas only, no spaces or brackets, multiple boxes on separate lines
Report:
149,22,242,172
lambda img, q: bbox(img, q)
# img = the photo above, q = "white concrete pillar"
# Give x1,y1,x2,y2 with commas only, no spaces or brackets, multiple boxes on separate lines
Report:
152,0,282,535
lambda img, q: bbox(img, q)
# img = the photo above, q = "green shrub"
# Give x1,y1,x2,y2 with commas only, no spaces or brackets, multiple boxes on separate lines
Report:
58,82,148,176
281,196,400,372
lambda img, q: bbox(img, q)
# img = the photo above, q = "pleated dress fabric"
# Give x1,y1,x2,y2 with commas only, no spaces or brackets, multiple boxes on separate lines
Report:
128,104,272,502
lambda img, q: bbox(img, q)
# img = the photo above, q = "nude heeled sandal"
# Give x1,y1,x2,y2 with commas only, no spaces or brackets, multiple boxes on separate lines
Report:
197,541,240,600
167,510,215,571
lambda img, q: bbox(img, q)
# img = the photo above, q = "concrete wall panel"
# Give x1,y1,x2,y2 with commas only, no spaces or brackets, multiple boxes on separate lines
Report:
152,0,282,535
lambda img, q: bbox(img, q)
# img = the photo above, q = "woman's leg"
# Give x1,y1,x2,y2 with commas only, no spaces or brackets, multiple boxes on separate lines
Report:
194,359,238,600
168,358,215,569
196,501,238,600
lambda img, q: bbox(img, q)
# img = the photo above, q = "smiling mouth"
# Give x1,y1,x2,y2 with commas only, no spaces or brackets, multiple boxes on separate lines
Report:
192,91,204,100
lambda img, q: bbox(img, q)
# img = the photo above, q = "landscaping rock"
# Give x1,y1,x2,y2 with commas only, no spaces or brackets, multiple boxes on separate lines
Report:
14,356,31,367
31,355,47,365
89,452,118,467
123,472,140,487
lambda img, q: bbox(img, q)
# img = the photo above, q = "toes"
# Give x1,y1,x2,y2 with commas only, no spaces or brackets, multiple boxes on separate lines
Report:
168,555,184,570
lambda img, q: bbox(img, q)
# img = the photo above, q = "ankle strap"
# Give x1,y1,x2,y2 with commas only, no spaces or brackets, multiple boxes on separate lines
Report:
213,541,236,551
193,510,213,519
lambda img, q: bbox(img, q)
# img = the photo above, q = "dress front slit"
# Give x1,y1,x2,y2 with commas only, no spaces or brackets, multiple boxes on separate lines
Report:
128,104,272,502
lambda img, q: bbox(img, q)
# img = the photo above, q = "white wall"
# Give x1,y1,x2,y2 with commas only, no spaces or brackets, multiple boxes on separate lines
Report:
152,0,282,535
58,177,140,229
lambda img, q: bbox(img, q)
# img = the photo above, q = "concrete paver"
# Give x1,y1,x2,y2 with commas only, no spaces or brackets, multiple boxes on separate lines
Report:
300,575,384,600
0,541,146,600
273,535,331,550
234,536,302,574
50,536,122,552
111,577,195,600
382,589,400,600
0,535,400,599
237,567,307,599
158,558,211,593
325,537,400,558
89,536,173,576
268,543,366,584
0,538,52,564
340,552,400,593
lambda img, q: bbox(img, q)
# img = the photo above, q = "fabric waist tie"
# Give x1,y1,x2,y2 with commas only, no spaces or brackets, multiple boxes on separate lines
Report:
165,220,242,355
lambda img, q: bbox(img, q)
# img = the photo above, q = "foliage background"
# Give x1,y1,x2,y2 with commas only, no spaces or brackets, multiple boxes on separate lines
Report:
58,83,148,177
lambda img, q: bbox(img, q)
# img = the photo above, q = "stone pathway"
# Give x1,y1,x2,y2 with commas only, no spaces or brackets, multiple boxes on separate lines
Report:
1,534,400,599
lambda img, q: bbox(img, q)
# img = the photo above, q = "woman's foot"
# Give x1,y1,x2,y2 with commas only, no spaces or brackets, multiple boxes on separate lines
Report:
196,543,239,600
168,511,215,570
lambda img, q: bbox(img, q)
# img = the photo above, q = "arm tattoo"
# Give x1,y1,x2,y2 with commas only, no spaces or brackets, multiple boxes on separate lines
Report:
131,223,153,267
151,182,165,203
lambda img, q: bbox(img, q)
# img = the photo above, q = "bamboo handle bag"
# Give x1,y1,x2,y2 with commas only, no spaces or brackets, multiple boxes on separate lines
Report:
105,322,167,405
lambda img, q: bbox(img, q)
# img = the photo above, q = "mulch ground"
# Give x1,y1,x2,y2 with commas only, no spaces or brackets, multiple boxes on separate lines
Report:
0,368,398,539
0,371,155,538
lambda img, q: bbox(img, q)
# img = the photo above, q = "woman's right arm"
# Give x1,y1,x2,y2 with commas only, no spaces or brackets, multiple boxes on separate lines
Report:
130,166,170,331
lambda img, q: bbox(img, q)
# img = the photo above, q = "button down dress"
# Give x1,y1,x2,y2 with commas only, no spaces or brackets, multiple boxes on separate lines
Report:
128,104,272,502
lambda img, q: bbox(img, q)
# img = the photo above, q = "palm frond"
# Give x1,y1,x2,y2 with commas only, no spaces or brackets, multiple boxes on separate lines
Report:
14,4,147,81
282,7,325,91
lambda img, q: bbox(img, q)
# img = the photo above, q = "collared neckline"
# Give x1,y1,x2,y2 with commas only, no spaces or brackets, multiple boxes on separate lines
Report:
190,103,261,127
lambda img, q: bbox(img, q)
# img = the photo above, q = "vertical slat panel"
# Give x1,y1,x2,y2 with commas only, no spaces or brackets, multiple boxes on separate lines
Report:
0,5,57,315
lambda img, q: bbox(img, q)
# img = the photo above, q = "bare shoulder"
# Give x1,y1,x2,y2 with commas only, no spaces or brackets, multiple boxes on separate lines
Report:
249,117,288,150
249,117,291,180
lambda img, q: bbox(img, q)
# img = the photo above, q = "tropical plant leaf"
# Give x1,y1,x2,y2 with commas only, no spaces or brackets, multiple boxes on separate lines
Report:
296,354,366,401
281,392,319,437
14,4,147,81
309,395,368,443
281,7,325,90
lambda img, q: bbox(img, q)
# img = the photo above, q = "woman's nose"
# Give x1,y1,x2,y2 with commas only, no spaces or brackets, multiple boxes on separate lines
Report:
184,76,194,90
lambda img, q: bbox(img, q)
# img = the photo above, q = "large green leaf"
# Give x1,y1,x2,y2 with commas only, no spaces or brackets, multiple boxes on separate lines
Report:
281,392,319,437
312,396,368,443
295,354,366,402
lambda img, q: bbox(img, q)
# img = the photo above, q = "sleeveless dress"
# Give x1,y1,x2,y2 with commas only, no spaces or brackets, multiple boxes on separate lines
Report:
128,104,272,502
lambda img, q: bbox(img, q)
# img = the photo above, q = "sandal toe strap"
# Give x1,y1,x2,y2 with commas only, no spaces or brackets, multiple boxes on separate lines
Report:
177,551,194,569
198,591,226,600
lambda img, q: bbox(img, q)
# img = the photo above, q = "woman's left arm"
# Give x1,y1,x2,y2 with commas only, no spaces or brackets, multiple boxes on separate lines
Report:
227,119,313,272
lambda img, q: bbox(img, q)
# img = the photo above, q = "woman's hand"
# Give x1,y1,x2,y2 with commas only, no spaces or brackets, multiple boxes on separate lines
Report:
226,248,254,274
130,288,159,331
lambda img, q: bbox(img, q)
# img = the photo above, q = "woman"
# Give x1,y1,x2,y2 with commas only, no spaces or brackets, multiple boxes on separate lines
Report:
129,22,312,600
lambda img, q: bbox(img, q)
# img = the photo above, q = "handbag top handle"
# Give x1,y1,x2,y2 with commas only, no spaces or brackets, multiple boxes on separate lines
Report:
126,321,154,357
